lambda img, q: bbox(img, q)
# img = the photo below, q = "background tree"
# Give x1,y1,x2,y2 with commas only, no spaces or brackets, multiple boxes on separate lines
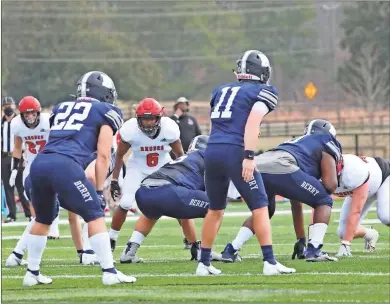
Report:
338,2,390,109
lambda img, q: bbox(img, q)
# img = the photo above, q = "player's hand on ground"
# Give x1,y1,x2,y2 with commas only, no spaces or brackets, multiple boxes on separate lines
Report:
242,159,257,182
292,239,306,260
9,169,18,187
336,240,352,257
110,180,121,201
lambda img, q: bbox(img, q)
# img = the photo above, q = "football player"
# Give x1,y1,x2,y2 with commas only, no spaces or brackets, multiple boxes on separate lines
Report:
335,154,389,257
23,71,135,286
119,135,221,263
196,49,295,276
108,98,184,251
5,97,117,267
221,119,343,262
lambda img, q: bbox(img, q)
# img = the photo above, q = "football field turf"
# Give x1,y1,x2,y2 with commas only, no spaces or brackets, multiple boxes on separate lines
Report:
2,201,389,303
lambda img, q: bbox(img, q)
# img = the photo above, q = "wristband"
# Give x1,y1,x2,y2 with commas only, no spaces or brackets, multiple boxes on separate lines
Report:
96,190,103,195
244,150,255,160
12,157,21,170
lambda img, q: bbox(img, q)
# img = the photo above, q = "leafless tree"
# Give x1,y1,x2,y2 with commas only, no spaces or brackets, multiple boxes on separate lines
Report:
340,42,390,112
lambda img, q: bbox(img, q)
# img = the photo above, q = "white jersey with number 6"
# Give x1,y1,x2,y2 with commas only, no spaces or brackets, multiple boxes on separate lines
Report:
11,113,51,182
120,117,180,174
118,117,180,210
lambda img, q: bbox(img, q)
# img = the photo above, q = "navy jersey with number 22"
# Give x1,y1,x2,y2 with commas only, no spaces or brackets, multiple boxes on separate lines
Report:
30,97,123,225
43,98,123,166
208,81,278,146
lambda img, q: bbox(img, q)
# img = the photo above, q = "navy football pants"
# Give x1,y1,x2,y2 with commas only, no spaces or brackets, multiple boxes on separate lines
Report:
30,153,104,225
262,170,333,208
135,184,209,219
204,143,268,211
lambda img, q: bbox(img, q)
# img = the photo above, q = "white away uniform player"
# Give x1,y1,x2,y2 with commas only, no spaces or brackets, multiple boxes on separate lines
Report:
5,96,53,266
335,154,390,257
108,98,184,249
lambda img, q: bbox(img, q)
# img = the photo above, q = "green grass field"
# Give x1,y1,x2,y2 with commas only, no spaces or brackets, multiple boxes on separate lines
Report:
2,201,389,303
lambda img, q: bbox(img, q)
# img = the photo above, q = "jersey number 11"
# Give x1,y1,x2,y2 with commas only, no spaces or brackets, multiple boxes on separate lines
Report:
211,86,240,119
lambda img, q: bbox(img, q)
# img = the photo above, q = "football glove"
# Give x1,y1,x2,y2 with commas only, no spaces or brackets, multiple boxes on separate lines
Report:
336,240,352,257
96,190,106,210
110,180,121,200
292,239,306,260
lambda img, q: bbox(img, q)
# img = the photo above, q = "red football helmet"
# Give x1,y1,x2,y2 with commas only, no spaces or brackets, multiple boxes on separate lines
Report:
18,96,41,127
136,98,164,138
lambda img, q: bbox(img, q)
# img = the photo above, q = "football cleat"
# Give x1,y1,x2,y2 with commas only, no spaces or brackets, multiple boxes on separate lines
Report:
5,252,27,267
221,243,242,263
120,242,144,264
4,216,16,223
102,270,136,285
195,262,221,276
23,271,52,286
263,261,296,275
305,244,338,262
80,252,100,265
364,227,379,252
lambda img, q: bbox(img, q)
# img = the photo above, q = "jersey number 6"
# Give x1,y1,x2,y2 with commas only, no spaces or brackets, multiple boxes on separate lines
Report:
147,153,159,167
211,86,241,119
51,102,92,131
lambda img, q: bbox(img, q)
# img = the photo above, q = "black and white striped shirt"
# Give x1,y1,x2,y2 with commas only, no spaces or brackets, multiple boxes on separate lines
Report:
1,115,15,153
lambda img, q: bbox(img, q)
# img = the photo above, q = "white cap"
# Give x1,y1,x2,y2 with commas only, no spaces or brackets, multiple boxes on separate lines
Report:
176,97,189,104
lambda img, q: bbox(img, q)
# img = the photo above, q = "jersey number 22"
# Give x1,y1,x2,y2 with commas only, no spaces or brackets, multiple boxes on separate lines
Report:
51,102,92,131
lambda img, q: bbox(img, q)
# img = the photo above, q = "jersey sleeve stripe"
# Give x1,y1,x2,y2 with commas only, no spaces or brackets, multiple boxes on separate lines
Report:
258,91,278,106
326,141,341,160
104,114,120,130
105,110,123,129
263,89,277,99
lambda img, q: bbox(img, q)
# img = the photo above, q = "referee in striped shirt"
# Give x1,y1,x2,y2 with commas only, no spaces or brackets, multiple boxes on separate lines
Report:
1,96,31,222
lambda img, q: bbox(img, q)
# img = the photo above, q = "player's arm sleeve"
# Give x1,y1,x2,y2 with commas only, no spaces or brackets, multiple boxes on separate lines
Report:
103,107,123,134
257,86,278,113
118,119,135,144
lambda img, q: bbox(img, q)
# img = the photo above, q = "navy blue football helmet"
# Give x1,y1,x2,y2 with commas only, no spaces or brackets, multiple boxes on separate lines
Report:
304,119,337,137
234,50,272,84
188,135,209,152
76,71,117,105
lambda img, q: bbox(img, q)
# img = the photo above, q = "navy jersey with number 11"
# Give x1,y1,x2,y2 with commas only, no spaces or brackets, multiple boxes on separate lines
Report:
208,81,278,146
42,98,123,166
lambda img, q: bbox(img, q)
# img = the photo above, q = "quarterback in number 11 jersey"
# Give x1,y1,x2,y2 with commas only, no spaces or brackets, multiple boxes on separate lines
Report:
209,81,278,146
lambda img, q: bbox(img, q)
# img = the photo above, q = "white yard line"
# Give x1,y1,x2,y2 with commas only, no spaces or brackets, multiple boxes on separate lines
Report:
3,271,389,279
1,207,377,228
3,242,389,249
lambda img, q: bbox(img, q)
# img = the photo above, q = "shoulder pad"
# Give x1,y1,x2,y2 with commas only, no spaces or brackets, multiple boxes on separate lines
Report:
101,104,123,133
10,115,22,135
161,117,180,143
119,118,138,143
257,85,278,112
335,154,369,194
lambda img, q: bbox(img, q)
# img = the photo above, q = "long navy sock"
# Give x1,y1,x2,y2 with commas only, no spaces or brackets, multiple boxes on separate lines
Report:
261,245,276,265
200,247,212,266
